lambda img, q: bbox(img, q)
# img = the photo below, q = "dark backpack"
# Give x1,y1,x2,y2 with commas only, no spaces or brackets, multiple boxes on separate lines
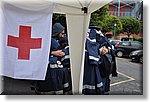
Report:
100,54,114,77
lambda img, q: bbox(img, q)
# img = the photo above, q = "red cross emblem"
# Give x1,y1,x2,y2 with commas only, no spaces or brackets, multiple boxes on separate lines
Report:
7,26,42,60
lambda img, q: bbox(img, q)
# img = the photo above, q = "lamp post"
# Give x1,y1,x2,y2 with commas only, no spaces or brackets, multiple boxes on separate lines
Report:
114,20,118,39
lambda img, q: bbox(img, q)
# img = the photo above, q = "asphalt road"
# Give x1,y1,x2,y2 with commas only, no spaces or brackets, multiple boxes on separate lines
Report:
110,57,143,95
1,57,143,95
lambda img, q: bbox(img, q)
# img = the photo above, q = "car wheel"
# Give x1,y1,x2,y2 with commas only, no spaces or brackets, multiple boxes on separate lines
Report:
116,51,123,57
139,56,143,63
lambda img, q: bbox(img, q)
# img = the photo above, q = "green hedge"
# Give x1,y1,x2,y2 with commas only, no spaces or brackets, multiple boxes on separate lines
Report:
133,37,143,43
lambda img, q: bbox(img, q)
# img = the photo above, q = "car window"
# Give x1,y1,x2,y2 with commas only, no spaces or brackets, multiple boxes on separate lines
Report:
131,42,142,47
111,41,117,45
121,42,130,46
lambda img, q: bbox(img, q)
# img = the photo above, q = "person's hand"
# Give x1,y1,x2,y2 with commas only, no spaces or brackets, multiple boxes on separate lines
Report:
51,50,65,57
101,47,109,55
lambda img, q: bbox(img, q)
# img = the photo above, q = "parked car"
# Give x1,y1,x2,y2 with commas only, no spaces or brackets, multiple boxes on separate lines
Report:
129,50,143,63
115,41,143,57
109,39,121,49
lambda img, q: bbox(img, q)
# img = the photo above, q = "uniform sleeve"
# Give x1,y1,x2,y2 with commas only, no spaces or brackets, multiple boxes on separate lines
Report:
61,46,70,68
86,39,99,65
49,38,60,64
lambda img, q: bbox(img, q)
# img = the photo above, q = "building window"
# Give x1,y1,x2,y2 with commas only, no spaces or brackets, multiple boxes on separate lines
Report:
125,9,131,17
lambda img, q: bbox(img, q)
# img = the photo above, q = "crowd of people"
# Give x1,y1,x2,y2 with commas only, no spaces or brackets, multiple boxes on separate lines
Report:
33,23,118,95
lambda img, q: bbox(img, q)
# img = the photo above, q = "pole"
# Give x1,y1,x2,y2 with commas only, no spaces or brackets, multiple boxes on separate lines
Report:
114,23,116,39
118,0,120,17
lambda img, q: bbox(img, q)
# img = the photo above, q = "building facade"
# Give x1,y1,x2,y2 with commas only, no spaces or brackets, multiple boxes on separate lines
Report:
107,0,143,40
109,0,142,20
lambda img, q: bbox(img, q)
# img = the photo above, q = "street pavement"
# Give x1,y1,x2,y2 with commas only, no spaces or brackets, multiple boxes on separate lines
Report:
110,57,143,95
1,57,143,95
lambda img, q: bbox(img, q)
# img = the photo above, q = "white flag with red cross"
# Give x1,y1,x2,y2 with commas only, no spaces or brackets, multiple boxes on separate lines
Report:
0,2,54,80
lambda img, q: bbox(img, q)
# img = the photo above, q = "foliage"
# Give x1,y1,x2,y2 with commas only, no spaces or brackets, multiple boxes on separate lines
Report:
90,5,109,29
52,13,67,33
52,6,141,39
52,13,66,28
133,37,143,43
102,15,122,35
90,5,122,35
120,17,141,37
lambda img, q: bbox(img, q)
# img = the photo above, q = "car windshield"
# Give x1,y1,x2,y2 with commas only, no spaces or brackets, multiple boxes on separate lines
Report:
121,42,130,46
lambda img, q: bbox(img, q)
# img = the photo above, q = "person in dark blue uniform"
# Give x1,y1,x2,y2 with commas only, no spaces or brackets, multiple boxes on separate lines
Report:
95,28,118,94
89,26,118,77
34,23,71,95
96,29,118,77
59,36,70,70
59,36,72,94
83,29,108,95
83,27,118,95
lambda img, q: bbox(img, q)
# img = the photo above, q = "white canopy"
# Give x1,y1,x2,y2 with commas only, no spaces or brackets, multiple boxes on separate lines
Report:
1,0,112,94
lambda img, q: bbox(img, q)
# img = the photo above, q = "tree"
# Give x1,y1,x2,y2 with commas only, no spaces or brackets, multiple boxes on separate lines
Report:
90,5,109,29
52,13,67,33
102,15,122,35
52,13,66,28
90,5,122,36
120,17,141,37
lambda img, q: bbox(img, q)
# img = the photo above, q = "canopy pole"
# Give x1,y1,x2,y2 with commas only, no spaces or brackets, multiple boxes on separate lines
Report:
66,13,91,94
79,13,91,94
